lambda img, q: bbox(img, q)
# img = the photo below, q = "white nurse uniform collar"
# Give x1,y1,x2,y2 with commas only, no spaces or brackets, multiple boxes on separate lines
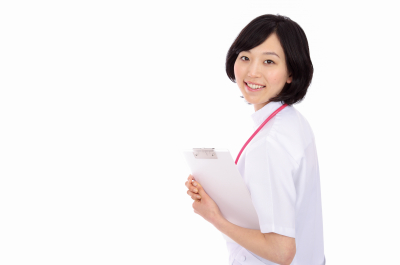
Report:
250,101,284,130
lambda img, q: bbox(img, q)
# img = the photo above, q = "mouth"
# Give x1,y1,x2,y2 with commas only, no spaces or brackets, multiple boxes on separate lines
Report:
244,81,265,91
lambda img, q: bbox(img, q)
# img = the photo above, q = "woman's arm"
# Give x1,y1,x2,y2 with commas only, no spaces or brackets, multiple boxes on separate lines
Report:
213,217,296,265
186,175,296,265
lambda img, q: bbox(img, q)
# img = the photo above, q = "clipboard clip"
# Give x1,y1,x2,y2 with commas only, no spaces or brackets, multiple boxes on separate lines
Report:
192,148,218,159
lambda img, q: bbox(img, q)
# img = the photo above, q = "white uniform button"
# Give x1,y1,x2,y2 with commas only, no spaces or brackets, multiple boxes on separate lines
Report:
238,255,246,262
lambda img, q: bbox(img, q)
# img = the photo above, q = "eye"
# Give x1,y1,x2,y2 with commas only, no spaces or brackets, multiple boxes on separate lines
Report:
265,60,274,64
240,56,249,61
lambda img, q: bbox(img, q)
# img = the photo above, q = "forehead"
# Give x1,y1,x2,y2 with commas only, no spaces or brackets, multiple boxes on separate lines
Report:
245,33,285,58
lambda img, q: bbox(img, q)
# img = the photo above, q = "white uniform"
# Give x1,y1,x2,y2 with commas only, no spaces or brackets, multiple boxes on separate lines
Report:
227,101,325,265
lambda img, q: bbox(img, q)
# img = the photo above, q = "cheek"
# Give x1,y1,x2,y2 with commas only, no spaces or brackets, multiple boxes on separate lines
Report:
268,71,287,85
233,62,243,82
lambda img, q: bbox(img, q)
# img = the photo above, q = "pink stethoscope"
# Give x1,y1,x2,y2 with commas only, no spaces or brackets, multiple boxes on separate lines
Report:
235,103,288,165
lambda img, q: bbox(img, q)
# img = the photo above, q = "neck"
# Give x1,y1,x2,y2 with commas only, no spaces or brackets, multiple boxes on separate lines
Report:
254,101,270,112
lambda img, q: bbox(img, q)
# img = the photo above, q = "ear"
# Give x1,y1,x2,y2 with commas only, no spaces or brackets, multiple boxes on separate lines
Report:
287,73,293,84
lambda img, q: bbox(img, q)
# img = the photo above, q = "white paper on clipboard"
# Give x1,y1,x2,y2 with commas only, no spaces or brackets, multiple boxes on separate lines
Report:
182,148,260,243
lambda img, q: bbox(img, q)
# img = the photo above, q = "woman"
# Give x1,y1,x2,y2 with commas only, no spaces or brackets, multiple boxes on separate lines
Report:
185,14,325,265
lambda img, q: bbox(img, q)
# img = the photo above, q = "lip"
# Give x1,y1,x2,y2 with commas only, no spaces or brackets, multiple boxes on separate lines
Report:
245,82,265,92
245,81,265,86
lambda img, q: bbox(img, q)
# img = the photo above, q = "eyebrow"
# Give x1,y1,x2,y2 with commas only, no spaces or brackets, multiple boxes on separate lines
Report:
242,50,280,58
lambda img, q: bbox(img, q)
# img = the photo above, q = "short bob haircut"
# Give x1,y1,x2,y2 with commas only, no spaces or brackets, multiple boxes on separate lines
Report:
226,14,313,106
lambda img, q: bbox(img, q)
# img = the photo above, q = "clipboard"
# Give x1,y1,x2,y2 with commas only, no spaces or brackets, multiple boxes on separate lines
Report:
182,148,260,243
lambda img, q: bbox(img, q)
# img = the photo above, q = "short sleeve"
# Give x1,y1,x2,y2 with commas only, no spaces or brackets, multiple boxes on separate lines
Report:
245,136,297,238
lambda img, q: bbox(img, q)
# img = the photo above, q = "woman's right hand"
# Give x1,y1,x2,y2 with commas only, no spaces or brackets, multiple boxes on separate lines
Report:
185,174,201,200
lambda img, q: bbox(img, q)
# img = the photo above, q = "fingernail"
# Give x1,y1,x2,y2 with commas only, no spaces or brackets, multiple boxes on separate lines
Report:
194,188,198,193
197,195,201,199
193,182,197,187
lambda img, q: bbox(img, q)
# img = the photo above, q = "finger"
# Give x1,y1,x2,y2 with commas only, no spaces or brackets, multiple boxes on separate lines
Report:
188,191,201,201
185,178,198,193
186,175,193,187
192,180,201,190
185,178,192,189
194,182,207,197
187,190,201,200
190,180,200,194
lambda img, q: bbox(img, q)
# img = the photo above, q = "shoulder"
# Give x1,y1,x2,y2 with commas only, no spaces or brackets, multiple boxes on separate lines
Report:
273,105,315,139
267,105,315,165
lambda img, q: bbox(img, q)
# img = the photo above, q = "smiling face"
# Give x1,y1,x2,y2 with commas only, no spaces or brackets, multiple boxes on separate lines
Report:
234,33,292,112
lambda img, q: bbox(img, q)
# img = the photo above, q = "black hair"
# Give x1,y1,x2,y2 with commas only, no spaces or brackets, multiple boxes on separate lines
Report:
226,14,313,105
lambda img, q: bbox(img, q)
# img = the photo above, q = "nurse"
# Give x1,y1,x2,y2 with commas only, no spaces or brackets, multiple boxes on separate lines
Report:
185,14,325,265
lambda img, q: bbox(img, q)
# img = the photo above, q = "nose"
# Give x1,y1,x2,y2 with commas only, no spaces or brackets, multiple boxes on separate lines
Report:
247,60,262,78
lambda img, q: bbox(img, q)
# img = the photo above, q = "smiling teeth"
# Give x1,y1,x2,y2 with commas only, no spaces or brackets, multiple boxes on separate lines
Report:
246,82,265,89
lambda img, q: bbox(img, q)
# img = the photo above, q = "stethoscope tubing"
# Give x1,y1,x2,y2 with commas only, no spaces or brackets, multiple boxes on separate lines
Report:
235,103,288,165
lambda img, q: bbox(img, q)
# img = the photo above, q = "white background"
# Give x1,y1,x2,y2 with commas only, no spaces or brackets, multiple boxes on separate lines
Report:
1,0,399,264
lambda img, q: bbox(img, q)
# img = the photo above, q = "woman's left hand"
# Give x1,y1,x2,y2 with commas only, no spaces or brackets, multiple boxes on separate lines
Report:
186,175,223,225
